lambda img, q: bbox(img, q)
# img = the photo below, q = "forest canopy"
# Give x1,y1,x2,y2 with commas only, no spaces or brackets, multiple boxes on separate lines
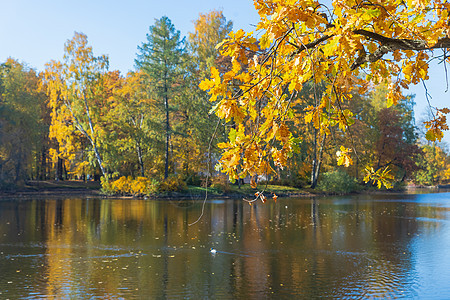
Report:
1,3,450,194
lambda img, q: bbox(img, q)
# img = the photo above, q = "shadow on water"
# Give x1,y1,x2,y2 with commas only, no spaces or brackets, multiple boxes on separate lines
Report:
0,192,449,298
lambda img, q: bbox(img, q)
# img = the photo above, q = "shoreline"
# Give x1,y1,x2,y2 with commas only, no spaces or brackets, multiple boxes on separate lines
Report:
0,187,314,200
1,180,448,200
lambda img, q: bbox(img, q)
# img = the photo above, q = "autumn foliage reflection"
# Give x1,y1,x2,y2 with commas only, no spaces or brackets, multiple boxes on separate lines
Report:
0,196,446,298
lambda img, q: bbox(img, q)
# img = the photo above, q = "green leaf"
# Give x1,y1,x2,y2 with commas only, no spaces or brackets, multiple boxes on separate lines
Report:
425,130,435,141
290,137,302,153
364,9,380,19
228,128,237,144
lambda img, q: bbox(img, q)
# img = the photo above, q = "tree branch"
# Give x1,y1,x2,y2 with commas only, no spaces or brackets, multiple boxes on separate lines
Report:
351,29,450,69
291,34,334,57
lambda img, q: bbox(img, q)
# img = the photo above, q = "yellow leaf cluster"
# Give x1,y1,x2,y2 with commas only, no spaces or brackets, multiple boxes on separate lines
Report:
364,166,394,189
424,108,450,142
336,146,353,167
218,30,258,65
110,176,154,196
402,52,429,85
201,0,450,183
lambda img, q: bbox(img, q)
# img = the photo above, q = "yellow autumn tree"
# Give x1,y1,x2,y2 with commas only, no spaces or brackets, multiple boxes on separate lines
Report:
106,70,159,177
414,144,450,185
201,0,450,188
189,10,233,78
44,32,110,178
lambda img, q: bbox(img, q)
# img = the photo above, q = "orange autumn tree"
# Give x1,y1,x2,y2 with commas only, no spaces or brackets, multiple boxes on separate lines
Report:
201,0,450,189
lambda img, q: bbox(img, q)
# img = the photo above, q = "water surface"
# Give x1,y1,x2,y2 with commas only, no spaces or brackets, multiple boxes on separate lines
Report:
0,192,449,298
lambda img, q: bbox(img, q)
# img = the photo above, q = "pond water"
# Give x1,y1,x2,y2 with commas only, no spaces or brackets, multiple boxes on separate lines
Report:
0,192,450,299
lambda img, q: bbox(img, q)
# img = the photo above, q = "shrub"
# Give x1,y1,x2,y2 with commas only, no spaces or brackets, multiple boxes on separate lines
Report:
112,176,132,194
102,176,159,196
101,175,188,196
130,177,146,194
316,170,359,194
131,176,158,195
100,177,115,195
156,175,187,192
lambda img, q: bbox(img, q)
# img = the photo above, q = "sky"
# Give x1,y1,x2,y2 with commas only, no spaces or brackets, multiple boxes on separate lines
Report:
0,0,259,73
1,0,449,144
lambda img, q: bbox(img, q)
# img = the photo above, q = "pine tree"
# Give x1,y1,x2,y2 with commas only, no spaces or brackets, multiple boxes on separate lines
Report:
135,16,184,179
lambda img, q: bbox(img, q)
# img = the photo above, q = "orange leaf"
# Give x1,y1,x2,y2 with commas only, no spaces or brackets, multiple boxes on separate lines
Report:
273,194,278,202
250,176,257,188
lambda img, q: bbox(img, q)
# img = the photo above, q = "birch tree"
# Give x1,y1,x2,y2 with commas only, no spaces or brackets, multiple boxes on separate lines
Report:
44,32,110,178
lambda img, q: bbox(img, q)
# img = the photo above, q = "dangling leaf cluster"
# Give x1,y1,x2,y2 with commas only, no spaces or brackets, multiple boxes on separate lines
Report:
201,0,450,186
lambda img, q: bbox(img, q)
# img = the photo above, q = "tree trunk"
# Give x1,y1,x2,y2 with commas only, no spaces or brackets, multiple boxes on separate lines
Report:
310,131,326,189
40,147,47,180
0,162,3,183
56,157,63,181
310,129,318,188
136,143,145,177
164,88,170,180
66,95,108,180
91,142,107,179
83,94,108,179
15,158,22,182
63,160,67,180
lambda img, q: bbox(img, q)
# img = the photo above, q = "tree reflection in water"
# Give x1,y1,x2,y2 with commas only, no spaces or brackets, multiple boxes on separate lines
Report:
0,193,449,298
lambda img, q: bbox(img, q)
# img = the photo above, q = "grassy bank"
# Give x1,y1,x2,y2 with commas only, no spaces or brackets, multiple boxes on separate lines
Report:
0,180,314,199
184,184,311,198
0,180,102,198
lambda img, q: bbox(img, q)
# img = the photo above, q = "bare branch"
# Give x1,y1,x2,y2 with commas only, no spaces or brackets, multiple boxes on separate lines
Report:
291,34,334,57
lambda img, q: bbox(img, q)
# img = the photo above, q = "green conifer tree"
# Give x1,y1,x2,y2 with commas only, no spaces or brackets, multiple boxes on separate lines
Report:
135,16,185,179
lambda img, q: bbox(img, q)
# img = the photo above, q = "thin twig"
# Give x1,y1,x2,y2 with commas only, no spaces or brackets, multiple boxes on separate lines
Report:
332,85,362,163
421,79,436,119
188,117,221,226
444,49,449,93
